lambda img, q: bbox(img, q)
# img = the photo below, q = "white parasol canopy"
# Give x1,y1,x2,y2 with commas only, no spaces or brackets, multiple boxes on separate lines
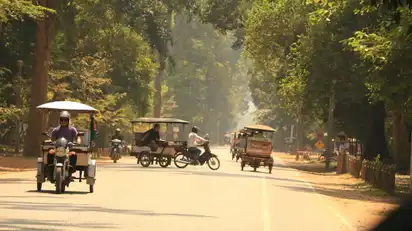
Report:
36,101,99,113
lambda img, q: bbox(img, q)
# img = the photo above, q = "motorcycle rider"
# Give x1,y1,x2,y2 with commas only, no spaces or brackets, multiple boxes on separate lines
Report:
110,128,124,158
50,111,78,180
111,128,124,141
187,126,208,164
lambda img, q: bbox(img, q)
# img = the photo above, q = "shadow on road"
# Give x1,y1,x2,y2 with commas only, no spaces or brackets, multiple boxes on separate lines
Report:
0,218,115,230
0,178,35,184
27,190,89,195
0,200,218,218
272,184,400,204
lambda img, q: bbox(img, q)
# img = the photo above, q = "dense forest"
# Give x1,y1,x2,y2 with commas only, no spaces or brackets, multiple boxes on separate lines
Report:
2,0,412,172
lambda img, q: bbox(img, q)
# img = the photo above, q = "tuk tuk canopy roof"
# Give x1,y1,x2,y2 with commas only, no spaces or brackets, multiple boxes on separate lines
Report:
244,124,276,132
36,101,99,113
130,117,190,124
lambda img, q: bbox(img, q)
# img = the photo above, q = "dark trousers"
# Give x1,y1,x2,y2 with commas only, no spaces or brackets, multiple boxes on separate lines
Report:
188,147,201,160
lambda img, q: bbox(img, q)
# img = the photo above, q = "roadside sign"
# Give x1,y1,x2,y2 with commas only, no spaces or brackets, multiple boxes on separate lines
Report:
315,140,324,149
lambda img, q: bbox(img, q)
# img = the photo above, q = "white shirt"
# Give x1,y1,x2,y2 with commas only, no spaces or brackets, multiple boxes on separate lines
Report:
187,132,207,148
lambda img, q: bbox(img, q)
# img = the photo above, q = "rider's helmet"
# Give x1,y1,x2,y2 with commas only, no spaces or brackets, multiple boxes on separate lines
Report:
192,126,199,133
59,111,70,127
115,128,121,133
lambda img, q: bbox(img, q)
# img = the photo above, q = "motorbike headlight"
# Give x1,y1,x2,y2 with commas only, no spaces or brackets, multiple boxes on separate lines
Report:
55,147,67,157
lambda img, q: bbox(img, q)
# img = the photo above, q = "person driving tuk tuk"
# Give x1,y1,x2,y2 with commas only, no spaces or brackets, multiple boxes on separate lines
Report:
142,123,164,150
187,126,207,164
49,111,78,180
239,133,247,148
255,130,266,138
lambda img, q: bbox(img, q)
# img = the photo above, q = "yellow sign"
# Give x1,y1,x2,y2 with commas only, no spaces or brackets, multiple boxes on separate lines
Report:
315,140,324,149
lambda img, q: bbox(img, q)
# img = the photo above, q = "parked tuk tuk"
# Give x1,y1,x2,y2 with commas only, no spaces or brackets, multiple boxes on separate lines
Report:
36,101,98,194
240,124,275,173
130,117,190,168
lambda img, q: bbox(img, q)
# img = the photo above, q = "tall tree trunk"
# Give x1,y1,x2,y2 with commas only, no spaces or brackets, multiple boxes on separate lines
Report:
393,110,410,173
153,7,173,118
23,0,56,157
153,56,165,117
362,101,390,161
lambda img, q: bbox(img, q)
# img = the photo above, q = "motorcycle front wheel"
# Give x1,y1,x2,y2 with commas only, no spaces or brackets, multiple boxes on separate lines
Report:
207,156,220,170
55,167,65,194
174,153,189,168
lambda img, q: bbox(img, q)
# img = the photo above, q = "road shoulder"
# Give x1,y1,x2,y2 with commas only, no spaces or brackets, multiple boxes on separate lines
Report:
275,152,399,231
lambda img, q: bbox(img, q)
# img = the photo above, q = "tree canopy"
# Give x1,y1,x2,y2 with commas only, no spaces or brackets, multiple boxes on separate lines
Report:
2,0,412,172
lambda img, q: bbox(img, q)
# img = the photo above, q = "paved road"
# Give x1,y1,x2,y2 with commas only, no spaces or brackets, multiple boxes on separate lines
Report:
0,147,355,231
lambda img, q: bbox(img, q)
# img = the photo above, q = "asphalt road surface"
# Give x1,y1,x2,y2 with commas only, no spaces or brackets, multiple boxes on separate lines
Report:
0,146,356,231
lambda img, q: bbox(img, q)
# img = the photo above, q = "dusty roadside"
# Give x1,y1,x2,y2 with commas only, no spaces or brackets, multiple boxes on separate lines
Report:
0,155,114,175
275,152,399,231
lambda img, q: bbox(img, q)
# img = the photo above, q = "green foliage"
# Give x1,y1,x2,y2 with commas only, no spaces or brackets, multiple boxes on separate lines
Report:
0,0,53,22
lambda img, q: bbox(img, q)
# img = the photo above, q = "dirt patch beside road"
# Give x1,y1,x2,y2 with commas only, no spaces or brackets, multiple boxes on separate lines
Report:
275,152,399,231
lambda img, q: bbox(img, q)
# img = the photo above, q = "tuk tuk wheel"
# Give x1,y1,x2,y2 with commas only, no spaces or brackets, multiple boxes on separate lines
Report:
140,152,151,167
158,156,170,168
89,184,94,193
253,167,257,172
241,162,245,171
268,164,273,174
37,183,42,191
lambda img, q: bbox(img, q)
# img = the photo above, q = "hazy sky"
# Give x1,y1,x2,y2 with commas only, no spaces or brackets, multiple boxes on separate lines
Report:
236,100,256,130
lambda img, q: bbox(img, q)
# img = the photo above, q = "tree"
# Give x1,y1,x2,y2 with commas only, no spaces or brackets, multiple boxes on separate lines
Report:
23,0,56,157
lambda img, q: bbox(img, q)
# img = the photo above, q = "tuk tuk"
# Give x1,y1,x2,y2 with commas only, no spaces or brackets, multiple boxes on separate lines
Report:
36,101,98,194
230,129,246,162
240,124,275,174
130,117,190,168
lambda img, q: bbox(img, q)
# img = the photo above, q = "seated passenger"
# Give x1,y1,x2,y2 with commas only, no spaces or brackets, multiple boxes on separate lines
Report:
49,111,78,179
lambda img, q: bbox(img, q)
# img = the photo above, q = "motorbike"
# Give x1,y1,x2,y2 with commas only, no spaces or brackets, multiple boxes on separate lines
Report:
174,137,220,170
110,139,123,163
48,137,74,194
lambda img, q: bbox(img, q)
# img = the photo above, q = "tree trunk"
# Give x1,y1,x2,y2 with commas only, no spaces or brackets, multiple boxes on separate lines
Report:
153,7,173,118
362,101,390,161
393,110,410,173
153,56,165,117
23,0,56,157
